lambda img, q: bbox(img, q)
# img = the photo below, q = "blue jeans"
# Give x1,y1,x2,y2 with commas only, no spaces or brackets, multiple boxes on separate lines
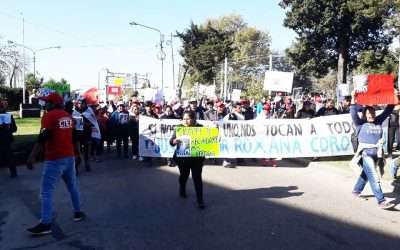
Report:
390,158,399,178
40,156,81,224
353,155,385,204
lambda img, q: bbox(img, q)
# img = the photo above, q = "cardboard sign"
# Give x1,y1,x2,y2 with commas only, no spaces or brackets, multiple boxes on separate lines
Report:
356,74,396,105
175,127,220,157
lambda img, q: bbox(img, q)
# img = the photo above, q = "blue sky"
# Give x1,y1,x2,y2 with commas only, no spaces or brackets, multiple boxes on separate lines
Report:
0,0,296,91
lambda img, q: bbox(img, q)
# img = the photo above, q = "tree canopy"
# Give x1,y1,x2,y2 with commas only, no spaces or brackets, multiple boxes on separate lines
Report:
280,0,396,84
177,14,271,98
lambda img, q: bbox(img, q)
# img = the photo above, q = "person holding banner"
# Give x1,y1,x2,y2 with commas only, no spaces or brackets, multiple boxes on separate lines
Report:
189,98,205,120
222,102,245,168
316,99,339,116
170,111,206,210
128,104,141,160
295,100,315,119
0,97,18,178
350,91,395,210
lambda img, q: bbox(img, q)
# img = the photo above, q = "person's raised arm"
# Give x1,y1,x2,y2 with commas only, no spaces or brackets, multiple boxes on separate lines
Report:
350,91,363,126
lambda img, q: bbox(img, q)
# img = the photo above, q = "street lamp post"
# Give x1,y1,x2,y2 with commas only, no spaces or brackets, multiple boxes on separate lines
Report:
166,33,176,94
129,21,166,93
8,41,61,104
31,46,61,79
8,40,61,79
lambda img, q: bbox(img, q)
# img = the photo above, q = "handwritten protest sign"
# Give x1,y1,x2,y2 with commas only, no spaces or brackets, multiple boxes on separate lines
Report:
175,127,220,157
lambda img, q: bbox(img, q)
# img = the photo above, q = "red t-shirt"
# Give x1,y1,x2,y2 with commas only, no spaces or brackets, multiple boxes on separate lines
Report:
41,109,74,161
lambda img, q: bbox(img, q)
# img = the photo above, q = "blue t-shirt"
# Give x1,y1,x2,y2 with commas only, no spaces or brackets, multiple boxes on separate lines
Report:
350,104,394,157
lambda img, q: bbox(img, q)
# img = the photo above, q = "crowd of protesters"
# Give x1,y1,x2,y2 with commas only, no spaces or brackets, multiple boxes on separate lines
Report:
3,91,400,176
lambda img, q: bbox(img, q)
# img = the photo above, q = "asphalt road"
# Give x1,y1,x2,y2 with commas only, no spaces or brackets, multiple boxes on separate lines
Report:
1,157,400,250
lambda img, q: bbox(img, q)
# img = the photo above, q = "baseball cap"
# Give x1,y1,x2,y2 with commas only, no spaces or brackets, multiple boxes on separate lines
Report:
39,92,64,105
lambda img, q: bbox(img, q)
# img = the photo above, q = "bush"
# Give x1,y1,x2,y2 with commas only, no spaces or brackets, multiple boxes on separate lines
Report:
0,86,27,111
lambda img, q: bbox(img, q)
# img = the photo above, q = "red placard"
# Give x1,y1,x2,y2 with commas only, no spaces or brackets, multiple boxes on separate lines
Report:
356,74,396,105
107,86,121,95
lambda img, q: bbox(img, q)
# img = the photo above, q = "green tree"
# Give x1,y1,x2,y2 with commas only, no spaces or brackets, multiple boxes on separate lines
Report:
25,73,43,94
280,0,395,84
176,22,232,98
354,49,398,75
177,14,272,99
42,78,70,95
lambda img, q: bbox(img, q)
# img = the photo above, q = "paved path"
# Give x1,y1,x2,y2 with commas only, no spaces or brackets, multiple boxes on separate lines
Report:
1,157,400,250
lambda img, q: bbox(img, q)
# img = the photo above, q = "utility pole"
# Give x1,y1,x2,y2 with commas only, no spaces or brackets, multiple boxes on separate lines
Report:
224,57,228,101
170,33,176,94
134,73,138,91
160,34,165,91
268,54,273,96
22,13,26,104
220,62,224,99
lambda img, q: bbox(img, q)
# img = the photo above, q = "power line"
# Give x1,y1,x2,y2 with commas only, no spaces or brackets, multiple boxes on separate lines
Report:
0,10,151,52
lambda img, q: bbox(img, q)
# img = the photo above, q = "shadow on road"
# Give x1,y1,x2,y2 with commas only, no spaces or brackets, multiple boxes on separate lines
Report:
0,155,399,250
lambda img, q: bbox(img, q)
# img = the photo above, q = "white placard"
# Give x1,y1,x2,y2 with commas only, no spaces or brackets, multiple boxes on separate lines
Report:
231,89,242,102
264,71,294,93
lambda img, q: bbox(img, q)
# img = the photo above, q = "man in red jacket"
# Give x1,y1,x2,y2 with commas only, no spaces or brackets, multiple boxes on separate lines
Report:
26,93,85,236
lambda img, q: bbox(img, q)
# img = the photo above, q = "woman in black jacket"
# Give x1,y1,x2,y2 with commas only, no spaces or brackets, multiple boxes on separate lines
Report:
170,111,206,209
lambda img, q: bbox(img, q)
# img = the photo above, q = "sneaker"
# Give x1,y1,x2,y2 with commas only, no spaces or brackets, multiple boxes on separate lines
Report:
378,201,395,210
27,223,52,236
132,155,137,160
167,159,175,167
138,157,144,161
223,160,235,168
352,191,362,198
73,212,86,222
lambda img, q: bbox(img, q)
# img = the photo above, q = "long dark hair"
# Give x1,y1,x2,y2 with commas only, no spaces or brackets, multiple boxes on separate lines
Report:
361,106,375,120
182,110,196,122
